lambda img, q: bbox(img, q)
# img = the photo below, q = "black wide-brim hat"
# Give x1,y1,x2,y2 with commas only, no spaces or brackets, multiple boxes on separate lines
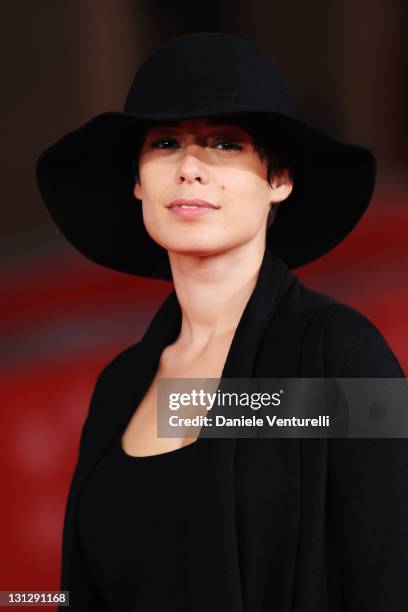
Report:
36,32,376,280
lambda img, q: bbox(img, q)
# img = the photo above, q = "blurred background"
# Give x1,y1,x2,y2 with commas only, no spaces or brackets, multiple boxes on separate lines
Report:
1,0,407,601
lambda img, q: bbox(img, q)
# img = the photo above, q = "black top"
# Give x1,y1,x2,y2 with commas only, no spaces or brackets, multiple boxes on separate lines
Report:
78,435,202,611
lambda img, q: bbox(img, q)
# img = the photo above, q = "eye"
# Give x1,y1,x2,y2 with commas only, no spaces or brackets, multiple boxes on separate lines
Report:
150,136,179,149
213,140,243,152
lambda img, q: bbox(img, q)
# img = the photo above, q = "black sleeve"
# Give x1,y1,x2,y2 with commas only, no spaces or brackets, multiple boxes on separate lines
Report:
323,304,408,611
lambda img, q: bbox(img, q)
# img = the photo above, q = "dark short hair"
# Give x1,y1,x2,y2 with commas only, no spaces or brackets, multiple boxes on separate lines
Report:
130,113,295,230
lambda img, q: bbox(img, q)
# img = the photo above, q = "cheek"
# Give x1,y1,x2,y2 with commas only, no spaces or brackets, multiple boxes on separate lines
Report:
236,190,270,237
138,165,166,205
224,174,271,217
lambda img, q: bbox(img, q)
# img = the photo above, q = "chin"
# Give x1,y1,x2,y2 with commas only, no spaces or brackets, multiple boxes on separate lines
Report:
167,244,217,256
163,239,225,256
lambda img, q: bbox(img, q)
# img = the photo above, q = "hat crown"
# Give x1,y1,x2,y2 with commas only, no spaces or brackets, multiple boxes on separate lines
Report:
124,32,294,116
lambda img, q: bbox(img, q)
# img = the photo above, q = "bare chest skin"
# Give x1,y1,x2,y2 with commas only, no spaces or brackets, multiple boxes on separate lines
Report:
121,334,235,457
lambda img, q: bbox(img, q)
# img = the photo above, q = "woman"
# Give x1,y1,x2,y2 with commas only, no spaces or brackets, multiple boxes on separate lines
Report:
36,33,408,611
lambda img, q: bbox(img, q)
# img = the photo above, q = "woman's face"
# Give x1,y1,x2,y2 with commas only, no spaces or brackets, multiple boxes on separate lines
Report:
134,117,292,257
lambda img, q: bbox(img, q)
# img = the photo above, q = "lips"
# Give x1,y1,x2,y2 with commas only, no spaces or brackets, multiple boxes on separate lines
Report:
167,199,219,209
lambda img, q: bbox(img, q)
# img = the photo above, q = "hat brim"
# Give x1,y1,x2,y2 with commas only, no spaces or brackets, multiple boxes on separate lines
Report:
36,108,376,279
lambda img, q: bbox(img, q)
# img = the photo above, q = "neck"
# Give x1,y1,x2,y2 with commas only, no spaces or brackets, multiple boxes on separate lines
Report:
168,240,267,353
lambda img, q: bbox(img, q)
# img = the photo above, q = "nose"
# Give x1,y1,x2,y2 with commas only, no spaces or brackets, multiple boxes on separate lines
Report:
175,147,209,185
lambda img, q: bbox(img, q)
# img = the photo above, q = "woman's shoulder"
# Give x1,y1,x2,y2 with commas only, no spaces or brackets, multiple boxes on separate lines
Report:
286,279,405,377
95,340,143,391
77,341,143,454
321,301,404,377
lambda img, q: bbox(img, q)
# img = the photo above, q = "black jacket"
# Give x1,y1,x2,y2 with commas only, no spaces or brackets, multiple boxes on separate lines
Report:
60,247,408,611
